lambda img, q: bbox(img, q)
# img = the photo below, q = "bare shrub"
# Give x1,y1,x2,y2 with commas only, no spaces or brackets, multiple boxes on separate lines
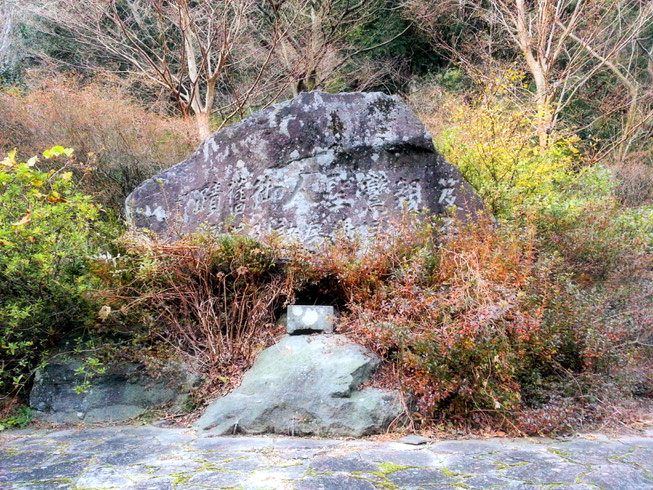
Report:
0,75,196,211
293,215,651,434
611,160,653,206
101,232,293,395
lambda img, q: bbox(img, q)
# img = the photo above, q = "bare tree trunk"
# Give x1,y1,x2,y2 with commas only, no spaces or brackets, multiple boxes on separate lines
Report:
617,87,641,163
514,0,554,148
195,111,212,140
531,64,553,148
0,0,16,65
41,0,274,143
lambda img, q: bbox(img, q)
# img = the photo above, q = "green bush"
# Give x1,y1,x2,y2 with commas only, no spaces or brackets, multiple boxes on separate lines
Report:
0,147,116,401
531,164,652,280
435,99,581,218
0,405,33,430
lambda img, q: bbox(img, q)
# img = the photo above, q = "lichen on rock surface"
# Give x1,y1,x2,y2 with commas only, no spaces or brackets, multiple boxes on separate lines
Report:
125,91,482,247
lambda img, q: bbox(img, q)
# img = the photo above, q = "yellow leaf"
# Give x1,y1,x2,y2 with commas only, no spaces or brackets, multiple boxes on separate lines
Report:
61,172,73,181
43,146,72,159
12,211,32,227
1,149,17,167
47,192,67,203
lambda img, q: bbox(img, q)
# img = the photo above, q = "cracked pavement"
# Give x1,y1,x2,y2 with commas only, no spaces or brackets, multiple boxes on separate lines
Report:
1,426,652,489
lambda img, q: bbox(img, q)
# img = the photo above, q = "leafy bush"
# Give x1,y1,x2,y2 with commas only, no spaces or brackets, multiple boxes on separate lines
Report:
0,147,115,402
412,74,584,218
413,73,652,431
436,98,581,217
532,165,652,280
0,405,33,431
0,76,196,212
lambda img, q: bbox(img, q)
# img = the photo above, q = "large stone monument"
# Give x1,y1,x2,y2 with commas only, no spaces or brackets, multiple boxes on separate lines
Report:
126,91,481,246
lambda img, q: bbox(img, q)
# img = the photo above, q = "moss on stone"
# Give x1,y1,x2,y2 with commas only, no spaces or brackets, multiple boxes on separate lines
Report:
441,466,472,478
495,461,529,470
375,462,412,474
170,472,192,486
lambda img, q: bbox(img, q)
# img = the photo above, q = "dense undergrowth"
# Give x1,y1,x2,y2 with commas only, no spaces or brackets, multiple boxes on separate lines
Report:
0,75,650,435
0,76,195,213
93,198,650,434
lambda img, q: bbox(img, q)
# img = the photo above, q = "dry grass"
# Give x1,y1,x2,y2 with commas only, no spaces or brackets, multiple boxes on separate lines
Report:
99,231,293,397
0,74,196,211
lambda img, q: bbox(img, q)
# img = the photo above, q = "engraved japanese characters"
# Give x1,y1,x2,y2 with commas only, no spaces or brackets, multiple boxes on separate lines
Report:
125,91,482,246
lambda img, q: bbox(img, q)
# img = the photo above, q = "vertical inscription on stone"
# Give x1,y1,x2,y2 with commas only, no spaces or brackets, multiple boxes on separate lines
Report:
357,171,391,229
206,182,222,214
228,168,249,217
358,171,389,207
252,173,286,206
324,171,352,213
396,178,422,211
438,178,459,207
189,181,222,215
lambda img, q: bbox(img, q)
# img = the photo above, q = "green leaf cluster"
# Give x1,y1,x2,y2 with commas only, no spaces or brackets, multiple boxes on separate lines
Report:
0,147,115,398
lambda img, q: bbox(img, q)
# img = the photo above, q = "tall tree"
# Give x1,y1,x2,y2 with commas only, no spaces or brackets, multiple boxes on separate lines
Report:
39,0,281,140
0,0,17,76
405,0,652,151
259,0,407,95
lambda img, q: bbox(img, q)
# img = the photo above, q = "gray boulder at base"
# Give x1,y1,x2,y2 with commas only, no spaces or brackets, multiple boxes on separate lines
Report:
30,357,197,424
126,91,481,246
195,335,403,436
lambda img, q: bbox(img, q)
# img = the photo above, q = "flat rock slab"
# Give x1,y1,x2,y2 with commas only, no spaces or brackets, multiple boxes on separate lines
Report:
195,335,402,436
126,91,482,247
1,426,652,489
399,434,432,445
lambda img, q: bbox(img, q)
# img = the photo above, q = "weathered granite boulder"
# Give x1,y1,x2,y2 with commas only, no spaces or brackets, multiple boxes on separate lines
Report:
30,356,197,424
195,335,403,436
126,91,481,246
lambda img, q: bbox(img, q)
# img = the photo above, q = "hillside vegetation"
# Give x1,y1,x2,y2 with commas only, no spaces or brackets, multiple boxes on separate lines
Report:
0,0,650,434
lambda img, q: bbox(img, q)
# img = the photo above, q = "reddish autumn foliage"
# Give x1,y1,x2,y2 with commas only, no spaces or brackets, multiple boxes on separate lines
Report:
290,214,651,433
102,210,650,434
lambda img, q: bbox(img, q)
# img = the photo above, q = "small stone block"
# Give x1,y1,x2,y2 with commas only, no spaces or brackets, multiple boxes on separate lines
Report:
286,305,335,334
